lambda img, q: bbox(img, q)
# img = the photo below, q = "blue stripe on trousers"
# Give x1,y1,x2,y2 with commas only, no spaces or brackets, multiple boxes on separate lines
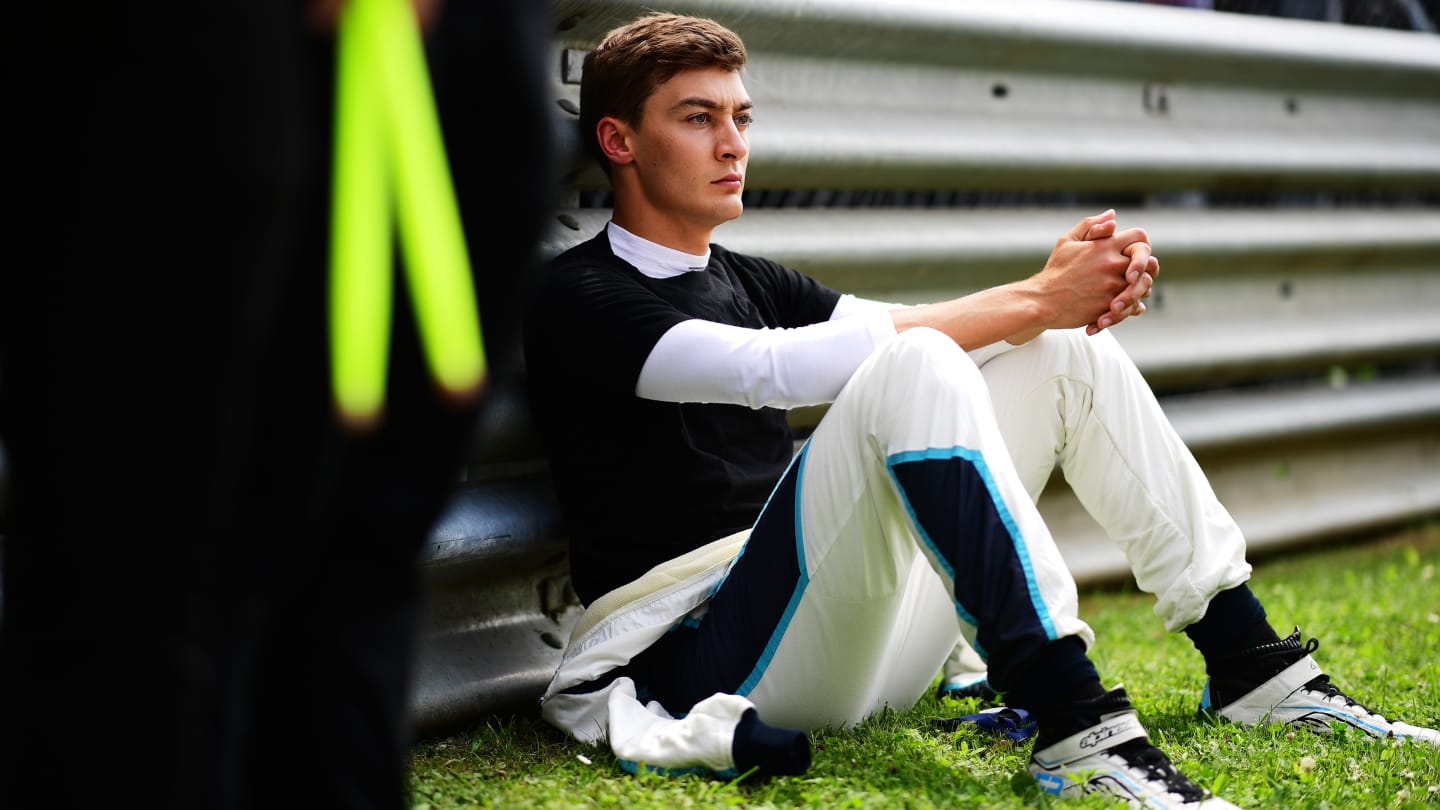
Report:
605,442,1059,711
620,445,809,713
886,448,1058,693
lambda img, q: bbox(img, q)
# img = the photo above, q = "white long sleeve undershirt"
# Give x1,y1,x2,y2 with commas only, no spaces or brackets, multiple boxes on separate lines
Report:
609,222,908,409
635,309,900,409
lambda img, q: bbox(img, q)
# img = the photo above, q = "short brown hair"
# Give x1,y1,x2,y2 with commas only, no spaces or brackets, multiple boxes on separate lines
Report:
580,13,748,177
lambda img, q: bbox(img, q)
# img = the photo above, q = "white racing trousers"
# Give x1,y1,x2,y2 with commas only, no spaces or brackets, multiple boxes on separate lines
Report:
629,326,1252,731
941,325,1253,690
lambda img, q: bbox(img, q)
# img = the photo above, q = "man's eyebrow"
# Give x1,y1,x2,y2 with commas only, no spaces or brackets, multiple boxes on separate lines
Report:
670,97,754,114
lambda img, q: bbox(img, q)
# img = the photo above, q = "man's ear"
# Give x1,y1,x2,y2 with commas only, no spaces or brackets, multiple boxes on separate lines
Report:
596,117,634,166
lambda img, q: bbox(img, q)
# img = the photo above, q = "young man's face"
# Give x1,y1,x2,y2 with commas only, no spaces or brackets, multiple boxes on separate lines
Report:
623,66,752,233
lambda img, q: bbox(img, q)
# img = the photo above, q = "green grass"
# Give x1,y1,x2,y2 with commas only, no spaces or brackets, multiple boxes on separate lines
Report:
407,521,1440,809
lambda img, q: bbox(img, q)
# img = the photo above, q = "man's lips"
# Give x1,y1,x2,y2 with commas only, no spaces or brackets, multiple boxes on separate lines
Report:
712,173,743,187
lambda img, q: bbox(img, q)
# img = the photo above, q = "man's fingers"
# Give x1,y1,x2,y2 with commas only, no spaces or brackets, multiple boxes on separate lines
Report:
1118,299,1147,320
1066,211,1158,336
1068,209,1116,240
1124,244,1153,282
1117,228,1152,271
1082,219,1117,241
1120,242,1161,285
1112,271,1153,313
1092,295,1148,334
1115,226,1150,249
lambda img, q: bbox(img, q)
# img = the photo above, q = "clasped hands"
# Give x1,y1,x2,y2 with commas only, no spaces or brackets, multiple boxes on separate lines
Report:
1045,208,1159,337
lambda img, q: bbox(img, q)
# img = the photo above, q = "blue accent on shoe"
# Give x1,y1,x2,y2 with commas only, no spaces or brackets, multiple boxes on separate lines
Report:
1281,701,1394,736
1035,771,1064,795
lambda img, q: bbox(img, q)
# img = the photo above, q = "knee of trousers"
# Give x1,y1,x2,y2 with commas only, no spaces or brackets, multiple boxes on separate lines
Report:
1002,327,1133,388
847,327,992,418
852,324,990,394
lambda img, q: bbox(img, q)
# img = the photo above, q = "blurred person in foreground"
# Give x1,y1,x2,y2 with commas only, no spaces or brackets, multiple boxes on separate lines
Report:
521,10,1438,809
0,1,554,807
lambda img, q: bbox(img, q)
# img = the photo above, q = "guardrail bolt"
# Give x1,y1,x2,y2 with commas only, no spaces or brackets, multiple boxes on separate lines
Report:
1144,83,1170,115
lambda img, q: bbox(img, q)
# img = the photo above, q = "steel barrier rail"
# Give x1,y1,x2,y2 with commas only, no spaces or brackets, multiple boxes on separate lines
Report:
551,0,1440,192
542,208,1440,289
1039,374,1440,583
539,206,1440,395
456,201,1440,467
407,0,1440,733
410,472,575,733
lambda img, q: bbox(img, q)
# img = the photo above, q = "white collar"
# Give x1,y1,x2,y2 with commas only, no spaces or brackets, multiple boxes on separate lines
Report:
607,221,711,279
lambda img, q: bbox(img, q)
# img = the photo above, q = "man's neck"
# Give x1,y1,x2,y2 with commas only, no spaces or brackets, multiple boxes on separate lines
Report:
610,210,714,255
607,222,710,279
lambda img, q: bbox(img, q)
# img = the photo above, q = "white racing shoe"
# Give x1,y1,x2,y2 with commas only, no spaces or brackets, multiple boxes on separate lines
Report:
1029,687,1241,808
1200,627,1440,745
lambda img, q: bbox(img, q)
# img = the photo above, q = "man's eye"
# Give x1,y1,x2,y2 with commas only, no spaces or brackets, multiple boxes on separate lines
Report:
735,113,754,127
690,112,711,124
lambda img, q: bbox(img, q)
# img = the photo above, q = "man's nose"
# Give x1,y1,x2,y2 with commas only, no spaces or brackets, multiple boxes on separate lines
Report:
717,122,748,161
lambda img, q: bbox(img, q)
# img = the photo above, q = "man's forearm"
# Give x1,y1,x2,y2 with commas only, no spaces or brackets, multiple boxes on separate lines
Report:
889,280,1054,352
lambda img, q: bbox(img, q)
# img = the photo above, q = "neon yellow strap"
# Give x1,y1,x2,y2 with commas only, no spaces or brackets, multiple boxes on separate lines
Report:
329,0,485,430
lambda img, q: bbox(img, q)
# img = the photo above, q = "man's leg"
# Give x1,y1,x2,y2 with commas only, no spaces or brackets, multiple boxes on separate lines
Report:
945,328,1438,745
941,327,1249,698
977,328,1251,630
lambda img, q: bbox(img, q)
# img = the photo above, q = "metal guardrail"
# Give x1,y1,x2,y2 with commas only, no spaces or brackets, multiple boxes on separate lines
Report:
551,0,1440,192
403,0,1440,734
542,206,1440,391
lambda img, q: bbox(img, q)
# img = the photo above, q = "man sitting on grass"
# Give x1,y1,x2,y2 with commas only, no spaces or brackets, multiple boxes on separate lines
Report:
523,11,1437,809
